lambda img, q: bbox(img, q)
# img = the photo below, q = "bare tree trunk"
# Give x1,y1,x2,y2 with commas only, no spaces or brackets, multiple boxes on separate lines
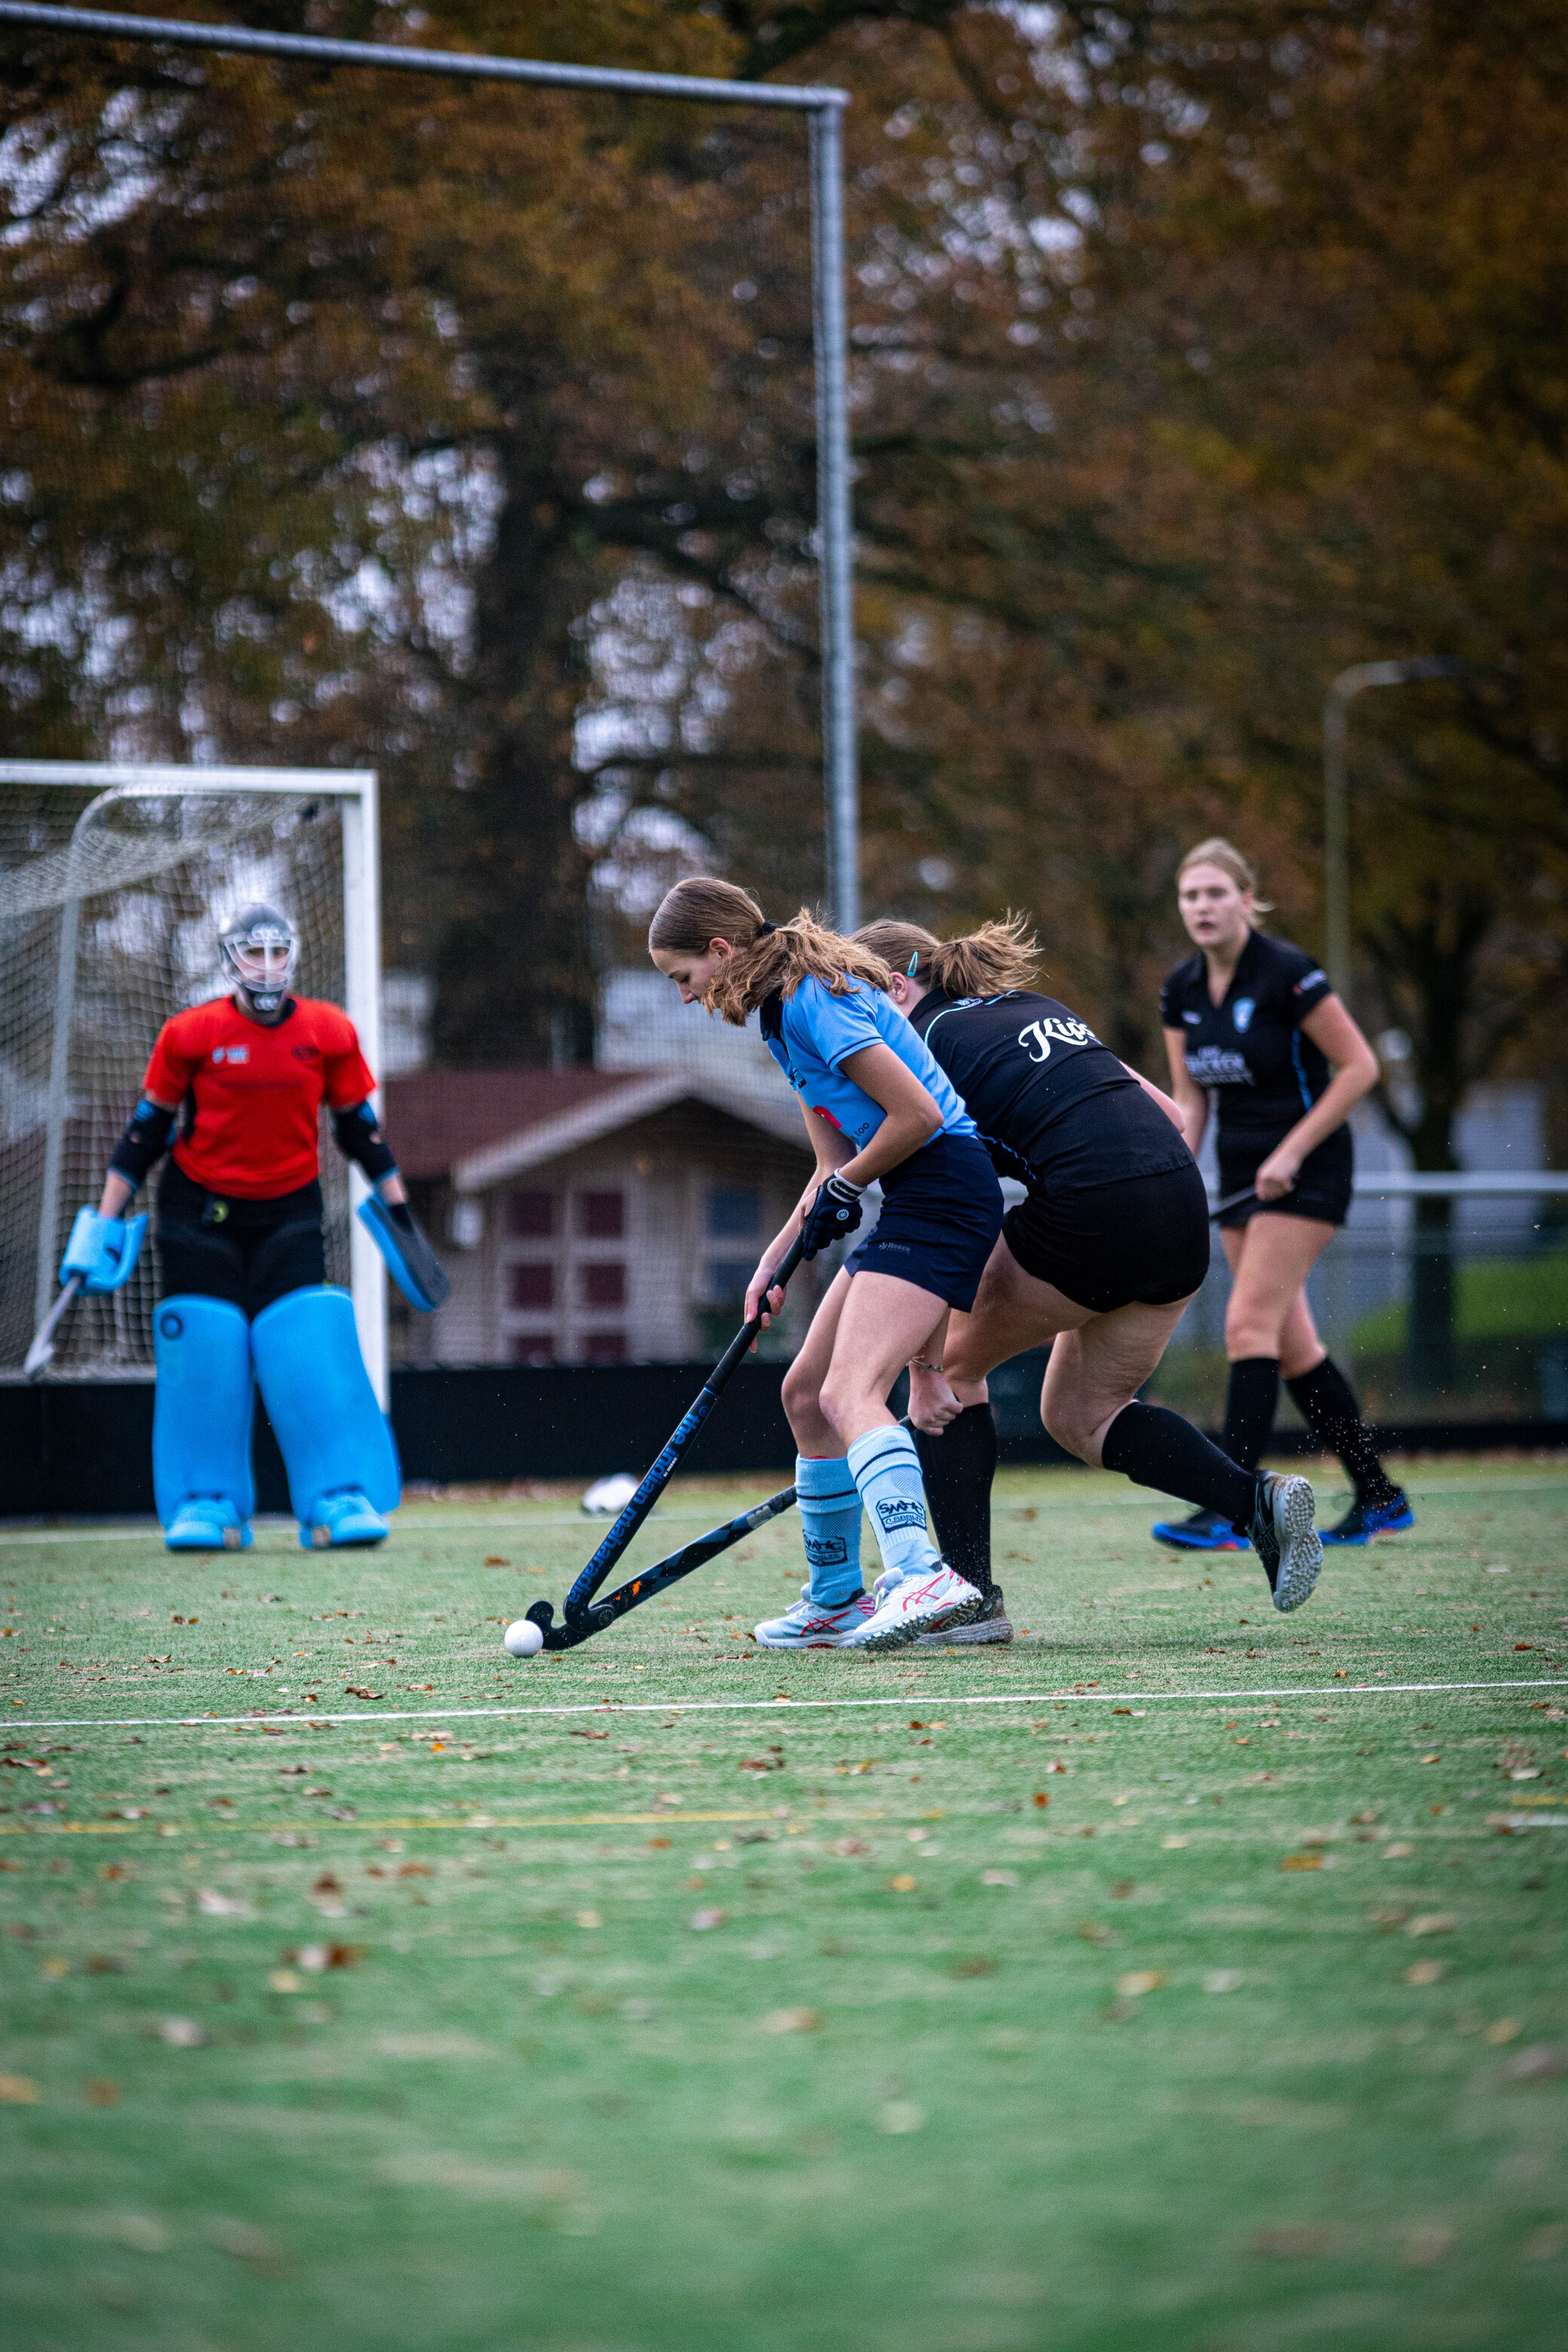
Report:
432,418,599,1068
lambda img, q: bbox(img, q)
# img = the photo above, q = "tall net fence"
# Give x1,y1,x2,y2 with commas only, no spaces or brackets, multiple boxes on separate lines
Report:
0,783,348,1377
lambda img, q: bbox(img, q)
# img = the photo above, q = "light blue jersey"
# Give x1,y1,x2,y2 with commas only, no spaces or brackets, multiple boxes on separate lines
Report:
759,974,978,1149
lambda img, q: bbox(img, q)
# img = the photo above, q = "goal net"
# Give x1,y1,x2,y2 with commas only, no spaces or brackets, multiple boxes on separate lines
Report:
0,768,378,1382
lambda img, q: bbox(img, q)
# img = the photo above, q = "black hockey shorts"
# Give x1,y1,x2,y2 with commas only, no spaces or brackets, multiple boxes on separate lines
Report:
155,1159,326,1321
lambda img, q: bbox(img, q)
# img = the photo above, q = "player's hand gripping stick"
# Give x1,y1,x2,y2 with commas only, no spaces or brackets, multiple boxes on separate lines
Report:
526,1227,808,1649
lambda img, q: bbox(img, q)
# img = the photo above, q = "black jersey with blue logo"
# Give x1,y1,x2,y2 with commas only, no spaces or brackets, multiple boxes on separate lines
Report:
1159,929,1335,1144
908,988,1193,1193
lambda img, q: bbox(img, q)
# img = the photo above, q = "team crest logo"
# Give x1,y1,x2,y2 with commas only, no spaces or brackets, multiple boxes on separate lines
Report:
1232,999,1255,1034
875,1498,926,1535
804,1536,849,1567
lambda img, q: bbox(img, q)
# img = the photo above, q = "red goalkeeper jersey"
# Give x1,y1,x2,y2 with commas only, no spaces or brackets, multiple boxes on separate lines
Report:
142,995,377,1199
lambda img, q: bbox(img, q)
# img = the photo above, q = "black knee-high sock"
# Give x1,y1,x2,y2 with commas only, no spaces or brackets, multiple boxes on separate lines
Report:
1101,1402,1256,1530
1285,1355,1396,1505
1222,1356,1280,1475
913,1403,997,1591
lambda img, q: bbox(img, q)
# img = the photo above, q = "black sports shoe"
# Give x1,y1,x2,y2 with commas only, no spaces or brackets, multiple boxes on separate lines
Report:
1321,1490,1414,1546
917,1584,1013,1645
1248,1473,1323,1612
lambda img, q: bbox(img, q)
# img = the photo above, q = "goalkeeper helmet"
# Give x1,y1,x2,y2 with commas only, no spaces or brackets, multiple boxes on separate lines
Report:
219,902,299,1015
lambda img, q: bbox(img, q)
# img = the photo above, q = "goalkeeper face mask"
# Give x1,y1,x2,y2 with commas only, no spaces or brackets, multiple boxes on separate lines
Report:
219,903,299,1015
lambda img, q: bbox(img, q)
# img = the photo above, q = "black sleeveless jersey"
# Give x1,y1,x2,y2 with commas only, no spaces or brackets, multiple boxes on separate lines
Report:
908,989,1193,1193
1159,929,1334,1145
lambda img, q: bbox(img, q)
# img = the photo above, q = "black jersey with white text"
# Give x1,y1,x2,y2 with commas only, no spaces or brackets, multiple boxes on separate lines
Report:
908,989,1193,1193
1159,929,1334,1144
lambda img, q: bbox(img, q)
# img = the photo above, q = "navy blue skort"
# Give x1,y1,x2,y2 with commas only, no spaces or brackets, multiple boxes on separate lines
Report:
844,1131,1004,1312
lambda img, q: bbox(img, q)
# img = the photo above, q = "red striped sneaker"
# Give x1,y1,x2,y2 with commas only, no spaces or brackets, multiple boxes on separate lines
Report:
754,1586,876,1649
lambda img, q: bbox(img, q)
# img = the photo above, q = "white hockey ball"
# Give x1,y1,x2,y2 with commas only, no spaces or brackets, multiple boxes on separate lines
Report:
503,1618,544,1658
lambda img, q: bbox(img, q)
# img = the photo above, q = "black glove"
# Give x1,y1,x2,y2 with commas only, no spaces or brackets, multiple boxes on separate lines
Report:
801,1173,865,1260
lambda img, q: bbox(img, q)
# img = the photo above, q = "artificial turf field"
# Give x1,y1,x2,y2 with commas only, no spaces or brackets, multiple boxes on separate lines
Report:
2,1458,1566,2352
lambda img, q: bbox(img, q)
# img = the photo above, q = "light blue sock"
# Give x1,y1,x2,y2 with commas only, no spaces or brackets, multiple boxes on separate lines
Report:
845,1425,941,1585
795,1456,863,1607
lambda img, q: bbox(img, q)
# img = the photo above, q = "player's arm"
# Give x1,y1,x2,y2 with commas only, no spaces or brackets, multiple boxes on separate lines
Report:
1254,996,1380,1201
96,1089,180,1218
1162,1027,1208,1155
330,1099,407,1205
746,1098,852,1327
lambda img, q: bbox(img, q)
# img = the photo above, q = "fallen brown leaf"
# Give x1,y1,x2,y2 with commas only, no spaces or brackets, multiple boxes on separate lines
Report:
759,2007,821,2034
1251,2226,1332,2259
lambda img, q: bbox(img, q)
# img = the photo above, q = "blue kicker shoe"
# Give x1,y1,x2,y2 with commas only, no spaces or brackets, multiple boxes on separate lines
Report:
165,1497,252,1552
301,1490,389,1551
1321,1490,1414,1546
1150,1507,1250,1552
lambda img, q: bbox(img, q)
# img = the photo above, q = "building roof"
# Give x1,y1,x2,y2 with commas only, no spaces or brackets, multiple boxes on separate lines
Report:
384,1065,804,1189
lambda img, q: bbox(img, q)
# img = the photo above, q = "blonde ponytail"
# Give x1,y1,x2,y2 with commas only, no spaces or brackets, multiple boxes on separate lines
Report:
856,911,1040,1000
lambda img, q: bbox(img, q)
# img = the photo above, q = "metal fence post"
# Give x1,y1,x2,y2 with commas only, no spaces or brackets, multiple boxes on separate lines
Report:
810,98,859,933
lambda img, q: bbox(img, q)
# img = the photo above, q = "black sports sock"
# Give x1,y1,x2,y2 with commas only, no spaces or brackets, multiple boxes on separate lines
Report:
1222,1356,1280,1476
1285,1355,1396,1505
1101,1401,1256,1529
913,1403,997,1592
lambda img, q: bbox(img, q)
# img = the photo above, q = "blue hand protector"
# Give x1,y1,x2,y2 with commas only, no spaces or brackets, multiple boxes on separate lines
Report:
60,1205,149,1294
800,1174,865,1261
357,1195,451,1312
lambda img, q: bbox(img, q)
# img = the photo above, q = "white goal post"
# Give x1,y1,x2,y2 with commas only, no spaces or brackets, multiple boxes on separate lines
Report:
0,762,388,1401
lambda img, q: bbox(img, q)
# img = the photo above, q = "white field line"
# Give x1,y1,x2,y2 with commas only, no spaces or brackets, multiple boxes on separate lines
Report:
2,1475,1564,1548
0,1511,727,1548
6,1675,1566,1733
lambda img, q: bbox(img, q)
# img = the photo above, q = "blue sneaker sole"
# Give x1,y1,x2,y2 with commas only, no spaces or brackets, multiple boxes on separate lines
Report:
1151,1524,1249,1551
1321,1506,1415,1547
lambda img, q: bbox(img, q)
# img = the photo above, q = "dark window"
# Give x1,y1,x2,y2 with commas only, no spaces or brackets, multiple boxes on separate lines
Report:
577,1189,624,1239
509,1263,554,1311
706,1185,761,1239
580,1261,626,1309
583,1331,626,1363
510,1334,556,1365
507,1190,554,1239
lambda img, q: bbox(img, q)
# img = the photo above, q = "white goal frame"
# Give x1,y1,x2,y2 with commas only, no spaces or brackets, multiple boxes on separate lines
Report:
0,761,389,1402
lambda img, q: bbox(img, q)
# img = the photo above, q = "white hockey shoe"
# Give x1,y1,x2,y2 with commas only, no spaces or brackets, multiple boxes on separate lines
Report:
837,1560,984,1653
755,1586,876,1649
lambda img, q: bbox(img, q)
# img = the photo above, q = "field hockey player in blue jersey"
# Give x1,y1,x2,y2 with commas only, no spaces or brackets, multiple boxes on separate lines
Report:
648,877,1006,1653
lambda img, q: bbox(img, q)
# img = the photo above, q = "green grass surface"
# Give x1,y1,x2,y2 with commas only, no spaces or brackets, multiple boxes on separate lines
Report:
3,1460,1567,2352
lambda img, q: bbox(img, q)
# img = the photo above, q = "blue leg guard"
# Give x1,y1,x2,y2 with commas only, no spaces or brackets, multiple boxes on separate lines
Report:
250,1286,400,1549
153,1296,255,1551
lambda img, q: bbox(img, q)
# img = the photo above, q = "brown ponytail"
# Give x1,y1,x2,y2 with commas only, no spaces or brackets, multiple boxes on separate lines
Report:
648,876,892,1027
856,912,1040,1000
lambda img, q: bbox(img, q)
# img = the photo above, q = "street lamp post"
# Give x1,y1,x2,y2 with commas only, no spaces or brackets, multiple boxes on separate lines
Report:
1322,657,1465,1000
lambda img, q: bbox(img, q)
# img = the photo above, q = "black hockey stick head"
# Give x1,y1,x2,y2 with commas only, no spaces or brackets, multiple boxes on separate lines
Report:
525,1597,611,1653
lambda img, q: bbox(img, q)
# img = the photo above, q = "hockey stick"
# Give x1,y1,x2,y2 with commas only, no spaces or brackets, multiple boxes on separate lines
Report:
558,1227,809,1631
1208,1184,1257,1221
525,1481,798,1652
24,1275,83,1380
